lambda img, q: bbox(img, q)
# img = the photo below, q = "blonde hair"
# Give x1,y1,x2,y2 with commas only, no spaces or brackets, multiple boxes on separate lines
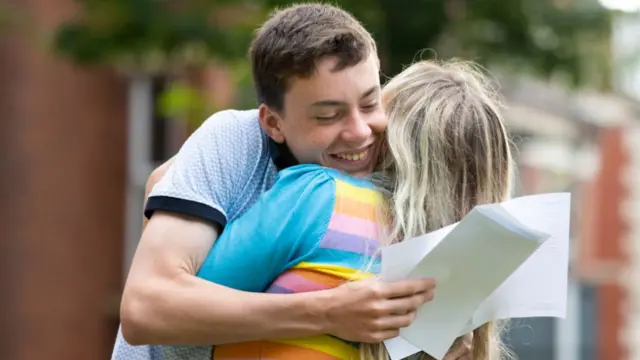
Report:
363,60,515,360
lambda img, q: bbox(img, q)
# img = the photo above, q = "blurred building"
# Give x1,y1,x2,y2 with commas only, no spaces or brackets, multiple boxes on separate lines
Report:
1,1,640,360
0,2,229,359
498,70,640,360
0,2,126,359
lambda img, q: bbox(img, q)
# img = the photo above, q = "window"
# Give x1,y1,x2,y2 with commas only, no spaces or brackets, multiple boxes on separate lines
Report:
123,75,188,274
505,317,555,360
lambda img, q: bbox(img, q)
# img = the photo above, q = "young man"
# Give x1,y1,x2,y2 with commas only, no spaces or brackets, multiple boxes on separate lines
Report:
116,3,472,360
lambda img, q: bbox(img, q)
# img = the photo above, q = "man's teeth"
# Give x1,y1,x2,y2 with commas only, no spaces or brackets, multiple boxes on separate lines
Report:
335,150,368,161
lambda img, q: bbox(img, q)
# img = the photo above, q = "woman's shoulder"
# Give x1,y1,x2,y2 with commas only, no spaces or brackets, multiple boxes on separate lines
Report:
277,164,375,190
274,165,382,213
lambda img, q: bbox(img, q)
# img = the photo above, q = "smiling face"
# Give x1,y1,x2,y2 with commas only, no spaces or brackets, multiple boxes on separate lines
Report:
259,54,386,177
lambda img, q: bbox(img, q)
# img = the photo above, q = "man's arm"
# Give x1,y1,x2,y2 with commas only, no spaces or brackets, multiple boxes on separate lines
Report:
122,211,324,345
129,158,330,345
120,210,435,345
128,160,470,358
122,111,435,346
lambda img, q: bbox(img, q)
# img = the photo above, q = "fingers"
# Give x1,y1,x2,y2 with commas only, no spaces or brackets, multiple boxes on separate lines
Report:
387,288,434,314
367,292,435,332
356,278,436,324
359,329,401,343
326,278,438,343
382,278,436,299
443,343,469,360
461,332,473,345
444,334,473,360
376,311,418,330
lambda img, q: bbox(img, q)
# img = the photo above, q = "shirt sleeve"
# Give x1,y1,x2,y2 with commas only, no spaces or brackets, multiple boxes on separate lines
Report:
144,110,261,228
196,164,336,292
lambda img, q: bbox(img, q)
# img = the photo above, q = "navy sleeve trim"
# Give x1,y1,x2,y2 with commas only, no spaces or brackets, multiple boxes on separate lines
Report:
144,196,227,229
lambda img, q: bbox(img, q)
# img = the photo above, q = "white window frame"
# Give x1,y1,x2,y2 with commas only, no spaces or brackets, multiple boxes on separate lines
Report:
124,75,155,277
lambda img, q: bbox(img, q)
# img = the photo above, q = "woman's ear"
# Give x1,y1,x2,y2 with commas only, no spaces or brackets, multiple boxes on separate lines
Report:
258,104,285,143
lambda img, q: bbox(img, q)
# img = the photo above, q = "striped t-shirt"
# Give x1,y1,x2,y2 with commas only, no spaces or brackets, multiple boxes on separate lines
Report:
197,164,387,360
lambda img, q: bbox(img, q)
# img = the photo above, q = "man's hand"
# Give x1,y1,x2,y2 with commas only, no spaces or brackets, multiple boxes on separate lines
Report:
122,210,434,346
443,333,473,360
321,277,436,343
126,157,433,346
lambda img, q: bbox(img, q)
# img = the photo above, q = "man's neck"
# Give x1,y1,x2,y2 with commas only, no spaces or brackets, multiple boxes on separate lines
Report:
268,138,299,171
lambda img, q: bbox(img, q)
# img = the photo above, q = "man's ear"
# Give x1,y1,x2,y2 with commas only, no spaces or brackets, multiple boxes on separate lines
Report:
258,104,285,143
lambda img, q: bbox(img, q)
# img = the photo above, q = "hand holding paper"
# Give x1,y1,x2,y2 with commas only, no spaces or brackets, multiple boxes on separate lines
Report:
381,193,571,360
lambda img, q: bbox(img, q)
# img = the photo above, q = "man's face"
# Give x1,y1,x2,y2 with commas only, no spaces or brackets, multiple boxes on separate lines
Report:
262,54,386,177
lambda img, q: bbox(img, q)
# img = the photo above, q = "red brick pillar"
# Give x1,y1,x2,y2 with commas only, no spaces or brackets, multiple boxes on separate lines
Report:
621,125,640,360
589,127,629,360
0,1,127,359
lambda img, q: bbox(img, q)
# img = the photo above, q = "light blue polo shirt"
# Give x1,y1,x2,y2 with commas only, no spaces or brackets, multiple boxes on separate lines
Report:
112,108,299,360
145,108,298,228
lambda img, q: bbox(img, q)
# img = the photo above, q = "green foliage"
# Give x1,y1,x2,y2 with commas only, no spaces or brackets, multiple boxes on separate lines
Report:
157,82,214,129
0,3,33,35
0,4,10,32
52,0,614,122
442,0,612,88
53,0,262,73
341,0,611,88
157,61,257,126
227,60,260,110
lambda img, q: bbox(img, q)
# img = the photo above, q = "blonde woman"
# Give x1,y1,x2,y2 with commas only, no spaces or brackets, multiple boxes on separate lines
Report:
195,60,514,360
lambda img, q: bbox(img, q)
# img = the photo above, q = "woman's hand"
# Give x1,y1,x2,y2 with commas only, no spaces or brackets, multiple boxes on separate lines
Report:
443,333,473,360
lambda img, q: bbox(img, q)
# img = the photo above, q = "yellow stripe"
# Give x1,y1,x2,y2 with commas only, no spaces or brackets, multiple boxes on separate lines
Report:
271,335,358,360
294,262,374,281
335,179,383,205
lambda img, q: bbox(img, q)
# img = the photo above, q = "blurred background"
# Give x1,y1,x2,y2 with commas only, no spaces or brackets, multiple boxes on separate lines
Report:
1,0,640,359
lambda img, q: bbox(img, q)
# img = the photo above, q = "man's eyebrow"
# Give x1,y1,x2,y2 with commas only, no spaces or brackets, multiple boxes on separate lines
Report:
360,85,380,100
310,99,344,108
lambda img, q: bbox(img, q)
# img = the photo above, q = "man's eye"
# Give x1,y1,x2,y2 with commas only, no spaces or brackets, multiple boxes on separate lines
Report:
315,114,339,120
362,102,379,110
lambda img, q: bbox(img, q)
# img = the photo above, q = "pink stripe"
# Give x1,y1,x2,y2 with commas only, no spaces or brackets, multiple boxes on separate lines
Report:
269,272,331,293
328,213,381,239
320,229,381,257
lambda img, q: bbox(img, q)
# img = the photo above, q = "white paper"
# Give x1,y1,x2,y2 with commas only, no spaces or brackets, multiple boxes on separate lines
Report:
381,224,456,282
462,193,571,331
381,226,457,360
400,205,548,359
384,336,423,360
381,193,570,360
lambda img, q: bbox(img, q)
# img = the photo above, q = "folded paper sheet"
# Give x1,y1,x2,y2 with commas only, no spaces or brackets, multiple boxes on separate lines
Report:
381,193,571,360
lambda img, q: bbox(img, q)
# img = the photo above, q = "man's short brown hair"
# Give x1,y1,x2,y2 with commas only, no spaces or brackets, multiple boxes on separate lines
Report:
249,3,377,111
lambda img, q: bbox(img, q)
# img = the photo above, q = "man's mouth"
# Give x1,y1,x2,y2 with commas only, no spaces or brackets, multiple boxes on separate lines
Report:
329,145,373,165
333,149,369,161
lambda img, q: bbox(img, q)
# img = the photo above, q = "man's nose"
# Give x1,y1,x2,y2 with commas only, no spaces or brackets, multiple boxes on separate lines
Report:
342,111,372,142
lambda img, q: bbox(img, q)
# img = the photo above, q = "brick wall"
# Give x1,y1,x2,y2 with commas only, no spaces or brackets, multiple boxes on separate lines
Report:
621,126,640,360
577,127,630,360
0,0,127,359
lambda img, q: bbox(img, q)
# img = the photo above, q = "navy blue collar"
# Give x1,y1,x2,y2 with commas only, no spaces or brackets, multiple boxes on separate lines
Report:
268,138,299,171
